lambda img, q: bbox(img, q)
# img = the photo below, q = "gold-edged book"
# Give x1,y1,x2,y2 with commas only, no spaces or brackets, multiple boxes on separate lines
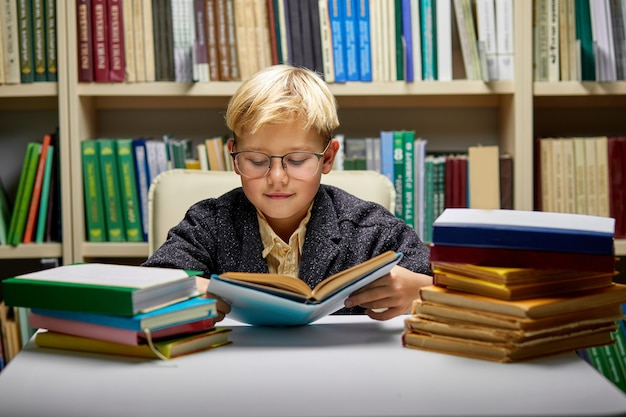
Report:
418,284,626,319
432,268,614,300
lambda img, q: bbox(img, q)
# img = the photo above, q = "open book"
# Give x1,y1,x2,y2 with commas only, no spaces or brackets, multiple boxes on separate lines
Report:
209,251,402,326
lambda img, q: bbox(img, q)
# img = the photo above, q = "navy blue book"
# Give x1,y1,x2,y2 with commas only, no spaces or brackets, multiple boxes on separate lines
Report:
432,209,615,256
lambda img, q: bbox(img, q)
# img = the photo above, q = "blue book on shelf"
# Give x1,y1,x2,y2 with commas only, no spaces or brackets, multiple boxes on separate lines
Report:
402,0,414,82
329,0,347,82
380,130,395,183
343,0,359,81
31,297,218,332
132,138,151,241
432,208,616,256
357,0,372,81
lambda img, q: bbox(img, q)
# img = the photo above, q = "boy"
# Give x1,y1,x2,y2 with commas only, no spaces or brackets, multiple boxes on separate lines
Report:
143,65,432,321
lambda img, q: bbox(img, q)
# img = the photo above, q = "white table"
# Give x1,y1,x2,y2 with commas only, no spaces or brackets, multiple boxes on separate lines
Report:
1,315,625,417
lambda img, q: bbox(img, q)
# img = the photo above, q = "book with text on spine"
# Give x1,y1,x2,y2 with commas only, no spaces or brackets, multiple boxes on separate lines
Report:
209,251,402,326
2,263,201,316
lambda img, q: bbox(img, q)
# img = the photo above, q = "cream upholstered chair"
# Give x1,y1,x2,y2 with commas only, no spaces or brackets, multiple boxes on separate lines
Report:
147,169,396,255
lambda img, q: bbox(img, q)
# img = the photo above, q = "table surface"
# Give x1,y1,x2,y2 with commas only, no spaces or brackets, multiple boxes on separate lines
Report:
1,315,626,417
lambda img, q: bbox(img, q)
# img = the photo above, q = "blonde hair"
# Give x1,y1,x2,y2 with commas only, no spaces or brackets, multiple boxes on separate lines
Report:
225,65,339,143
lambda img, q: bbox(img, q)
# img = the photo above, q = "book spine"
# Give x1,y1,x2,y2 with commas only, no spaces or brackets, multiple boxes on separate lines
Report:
206,0,220,80
7,144,36,245
318,0,334,82
116,139,144,242
1,0,22,84
35,146,55,243
77,0,94,81
23,134,52,244
356,0,371,81
495,0,513,80
142,0,156,82
401,0,413,81
32,0,47,81
132,139,150,241
121,0,136,82
9,143,41,246
81,141,107,242
44,0,57,81
216,0,231,79
329,0,346,82
344,0,359,81
92,0,110,82
16,0,35,83
225,0,239,79
393,130,404,218
108,0,125,81
402,131,415,227
131,0,145,81
421,0,436,80
97,139,126,242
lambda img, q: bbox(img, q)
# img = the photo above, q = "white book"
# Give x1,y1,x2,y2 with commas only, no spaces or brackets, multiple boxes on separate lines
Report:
143,0,156,81
475,0,498,80
122,0,136,82
495,0,514,80
197,143,209,170
132,0,146,82
318,0,335,83
436,0,452,81
547,0,560,81
410,0,422,81
0,0,21,83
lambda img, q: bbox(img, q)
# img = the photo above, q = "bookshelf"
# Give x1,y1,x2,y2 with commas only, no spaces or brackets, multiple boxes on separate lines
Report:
2,1,625,270
0,0,72,278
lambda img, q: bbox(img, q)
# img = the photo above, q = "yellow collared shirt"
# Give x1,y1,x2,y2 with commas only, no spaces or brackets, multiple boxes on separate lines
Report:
257,206,312,278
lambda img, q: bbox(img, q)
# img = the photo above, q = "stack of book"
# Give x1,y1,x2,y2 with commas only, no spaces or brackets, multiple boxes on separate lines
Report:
403,208,626,363
2,263,231,360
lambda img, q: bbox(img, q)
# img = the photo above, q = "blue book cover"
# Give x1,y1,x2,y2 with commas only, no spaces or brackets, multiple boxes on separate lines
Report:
380,130,395,183
132,138,151,241
357,0,372,81
432,209,616,256
329,0,347,82
31,297,218,332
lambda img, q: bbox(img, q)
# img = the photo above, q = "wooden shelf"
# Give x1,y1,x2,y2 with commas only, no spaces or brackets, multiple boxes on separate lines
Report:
0,243,63,260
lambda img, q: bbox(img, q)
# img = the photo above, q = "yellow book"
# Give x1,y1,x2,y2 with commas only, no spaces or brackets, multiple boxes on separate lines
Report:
35,327,232,360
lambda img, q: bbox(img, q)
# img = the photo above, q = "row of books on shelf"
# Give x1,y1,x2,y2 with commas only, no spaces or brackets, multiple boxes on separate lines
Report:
77,0,514,84
0,263,231,364
534,0,626,82
0,0,58,84
0,131,62,246
536,135,626,238
403,208,626,364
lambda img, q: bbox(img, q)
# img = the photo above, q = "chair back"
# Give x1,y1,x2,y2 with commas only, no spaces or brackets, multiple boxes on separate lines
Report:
147,169,395,255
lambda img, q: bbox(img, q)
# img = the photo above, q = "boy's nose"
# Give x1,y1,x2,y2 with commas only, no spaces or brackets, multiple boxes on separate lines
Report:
267,158,288,181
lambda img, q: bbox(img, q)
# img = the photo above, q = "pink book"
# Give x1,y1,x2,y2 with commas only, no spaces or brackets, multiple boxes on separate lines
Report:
29,312,216,346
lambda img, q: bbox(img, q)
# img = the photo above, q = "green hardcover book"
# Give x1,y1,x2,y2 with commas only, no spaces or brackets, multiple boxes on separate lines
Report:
394,0,404,81
601,341,626,393
44,0,57,81
82,141,106,242
402,131,415,227
393,131,404,218
31,0,46,81
35,146,54,243
97,139,126,242
423,155,435,243
575,0,595,80
2,263,201,316
7,143,40,246
16,0,35,83
116,139,144,242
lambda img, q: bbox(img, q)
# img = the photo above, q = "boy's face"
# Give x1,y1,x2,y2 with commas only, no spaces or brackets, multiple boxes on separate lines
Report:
230,120,338,236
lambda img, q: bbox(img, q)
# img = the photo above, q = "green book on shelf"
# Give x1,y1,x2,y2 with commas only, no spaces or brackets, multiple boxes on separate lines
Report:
402,130,415,227
82,141,106,242
116,139,144,242
35,145,55,243
7,143,40,246
2,263,202,316
393,130,404,219
16,0,35,83
97,139,126,242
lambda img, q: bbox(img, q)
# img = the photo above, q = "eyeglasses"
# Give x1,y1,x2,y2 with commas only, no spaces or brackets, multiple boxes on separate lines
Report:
230,143,329,180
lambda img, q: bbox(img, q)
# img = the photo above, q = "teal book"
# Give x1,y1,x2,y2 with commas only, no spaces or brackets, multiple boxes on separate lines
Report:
32,296,218,332
575,0,596,80
394,0,404,80
97,139,125,242
209,251,402,326
116,139,144,242
31,0,47,82
7,143,40,246
2,263,201,316
44,0,58,81
35,146,55,243
82,140,106,242
402,131,415,227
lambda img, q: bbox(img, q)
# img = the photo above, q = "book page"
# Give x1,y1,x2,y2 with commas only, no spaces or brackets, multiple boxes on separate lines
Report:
17,264,196,288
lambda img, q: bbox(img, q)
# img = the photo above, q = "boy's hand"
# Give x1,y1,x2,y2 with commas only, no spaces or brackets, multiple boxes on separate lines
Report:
344,265,432,321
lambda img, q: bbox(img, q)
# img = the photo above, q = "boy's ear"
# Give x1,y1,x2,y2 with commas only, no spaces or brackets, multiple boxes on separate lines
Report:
321,138,340,174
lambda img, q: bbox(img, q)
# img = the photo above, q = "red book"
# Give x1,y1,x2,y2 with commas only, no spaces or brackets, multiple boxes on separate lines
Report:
266,0,279,65
22,134,52,244
429,243,617,274
608,137,626,238
77,0,94,81
91,0,110,82
107,0,125,81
